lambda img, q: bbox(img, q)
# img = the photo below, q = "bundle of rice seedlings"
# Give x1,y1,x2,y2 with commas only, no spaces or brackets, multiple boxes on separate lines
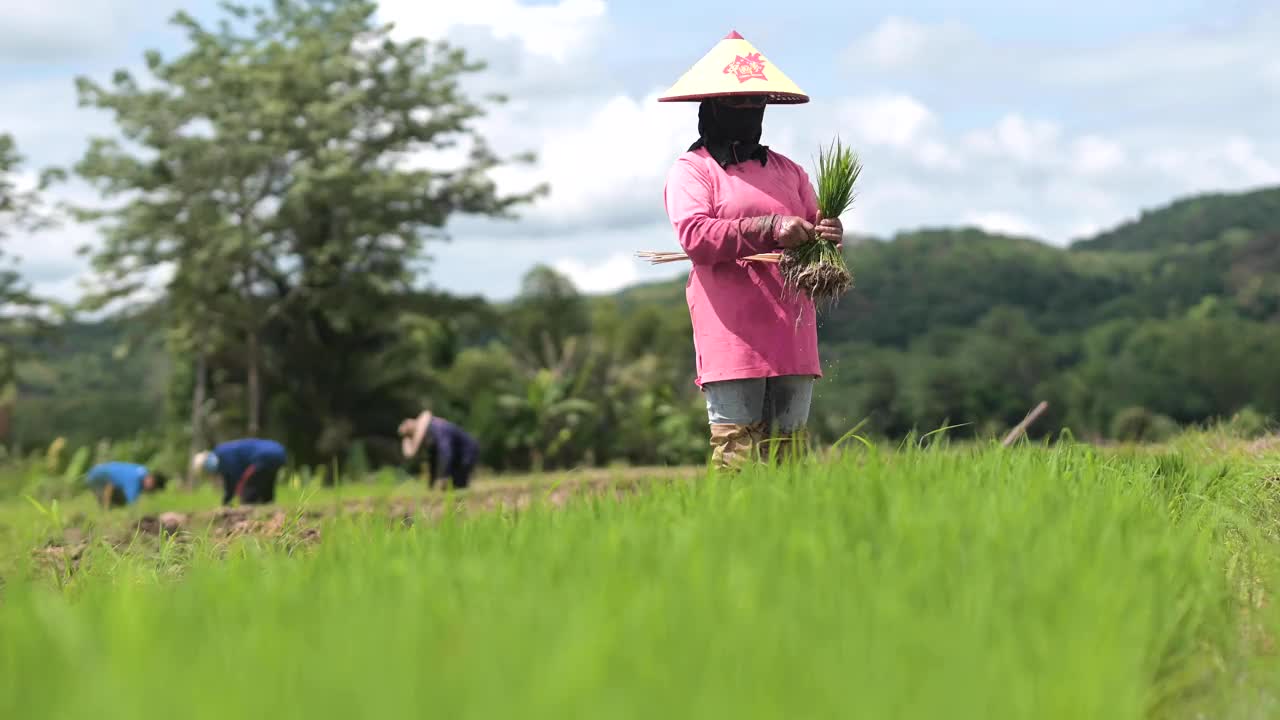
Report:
778,138,862,306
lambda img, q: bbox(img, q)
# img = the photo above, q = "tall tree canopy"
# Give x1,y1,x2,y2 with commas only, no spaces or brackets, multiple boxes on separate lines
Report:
0,133,60,443
74,0,542,461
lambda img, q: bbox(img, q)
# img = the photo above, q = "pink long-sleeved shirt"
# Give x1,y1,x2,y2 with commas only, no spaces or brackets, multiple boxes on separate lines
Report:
663,147,821,386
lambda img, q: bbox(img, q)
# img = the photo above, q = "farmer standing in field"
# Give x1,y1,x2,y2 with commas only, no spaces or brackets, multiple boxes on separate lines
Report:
398,410,480,490
659,31,842,470
84,461,168,509
192,438,288,506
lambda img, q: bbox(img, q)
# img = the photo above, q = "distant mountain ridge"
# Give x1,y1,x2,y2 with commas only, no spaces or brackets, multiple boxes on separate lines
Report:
11,183,1279,448
1071,186,1280,253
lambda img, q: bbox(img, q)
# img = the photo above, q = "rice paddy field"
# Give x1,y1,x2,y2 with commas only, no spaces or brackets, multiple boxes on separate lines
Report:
2,435,1280,719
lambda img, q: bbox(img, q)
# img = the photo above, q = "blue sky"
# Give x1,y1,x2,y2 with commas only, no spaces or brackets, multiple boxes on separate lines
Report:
2,0,1278,300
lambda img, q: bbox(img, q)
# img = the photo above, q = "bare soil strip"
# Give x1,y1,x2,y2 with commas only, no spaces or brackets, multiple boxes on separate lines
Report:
31,467,702,573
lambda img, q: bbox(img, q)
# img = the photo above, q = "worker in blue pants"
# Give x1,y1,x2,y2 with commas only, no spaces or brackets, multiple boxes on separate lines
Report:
193,438,288,506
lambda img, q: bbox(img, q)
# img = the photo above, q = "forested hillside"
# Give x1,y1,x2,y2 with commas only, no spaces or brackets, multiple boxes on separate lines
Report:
10,185,1280,465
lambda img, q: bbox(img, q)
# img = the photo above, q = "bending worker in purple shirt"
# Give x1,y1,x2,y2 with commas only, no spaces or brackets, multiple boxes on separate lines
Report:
192,438,288,506
399,411,479,490
85,461,168,509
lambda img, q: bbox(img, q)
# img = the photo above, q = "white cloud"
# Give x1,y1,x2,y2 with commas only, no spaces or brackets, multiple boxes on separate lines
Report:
464,70,1276,262
962,211,1041,239
0,1,190,62
913,140,957,171
6,2,1280,304
552,252,640,294
1068,221,1104,241
482,90,692,234
1072,136,1126,176
0,4,126,60
379,0,606,62
840,95,933,149
855,17,975,70
9,169,39,194
1222,138,1280,185
27,272,89,305
844,10,1280,139
6,223,89,285
966,115,1062,166
3,180,112,301
861,17,929,68
0,79,111,166
832,95,961,172
1144,138,1280,188
1042,18,1276,92
426,224,682,300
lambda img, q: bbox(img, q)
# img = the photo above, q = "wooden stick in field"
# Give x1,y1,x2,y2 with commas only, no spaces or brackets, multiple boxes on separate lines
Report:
1002,401,1050,447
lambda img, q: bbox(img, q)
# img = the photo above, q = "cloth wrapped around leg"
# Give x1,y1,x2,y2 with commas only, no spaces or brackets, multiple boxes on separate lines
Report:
710,423,762,471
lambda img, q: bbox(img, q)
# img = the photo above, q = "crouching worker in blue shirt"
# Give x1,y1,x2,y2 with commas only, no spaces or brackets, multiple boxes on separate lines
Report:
85,462,168,509
192,438,287,506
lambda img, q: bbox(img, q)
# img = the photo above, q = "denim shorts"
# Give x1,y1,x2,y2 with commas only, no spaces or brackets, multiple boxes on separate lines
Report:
703,375,814,432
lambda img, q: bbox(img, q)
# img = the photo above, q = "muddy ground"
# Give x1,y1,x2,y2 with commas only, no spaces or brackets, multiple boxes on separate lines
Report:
30,468,702,574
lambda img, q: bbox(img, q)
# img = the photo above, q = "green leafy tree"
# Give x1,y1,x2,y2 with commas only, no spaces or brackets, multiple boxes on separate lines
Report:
506,265,591,370
498,367,597,472
0,133,62,444
73,0,542,460
438,343,520,470
16,172,1280,459
604,354,704,466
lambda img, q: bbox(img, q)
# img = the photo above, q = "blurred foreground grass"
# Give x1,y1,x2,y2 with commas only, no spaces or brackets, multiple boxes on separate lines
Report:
1,435,1279,718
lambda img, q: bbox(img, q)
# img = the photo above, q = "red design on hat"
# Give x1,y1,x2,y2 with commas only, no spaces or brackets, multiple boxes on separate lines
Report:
723,53,768,83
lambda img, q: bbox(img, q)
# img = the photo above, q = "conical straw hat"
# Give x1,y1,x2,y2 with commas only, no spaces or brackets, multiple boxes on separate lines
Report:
658,31,808,105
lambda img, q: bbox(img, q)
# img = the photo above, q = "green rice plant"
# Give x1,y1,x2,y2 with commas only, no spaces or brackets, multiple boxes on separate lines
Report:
62,446,91,484
21,494,64,534
1,443,1278,718
780,138,862,306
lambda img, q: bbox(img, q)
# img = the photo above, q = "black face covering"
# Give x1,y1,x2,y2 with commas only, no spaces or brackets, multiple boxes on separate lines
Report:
688,100,769,169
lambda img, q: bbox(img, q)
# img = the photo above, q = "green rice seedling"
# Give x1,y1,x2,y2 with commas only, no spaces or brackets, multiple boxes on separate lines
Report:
1,443,1279,718
780,139,862,306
